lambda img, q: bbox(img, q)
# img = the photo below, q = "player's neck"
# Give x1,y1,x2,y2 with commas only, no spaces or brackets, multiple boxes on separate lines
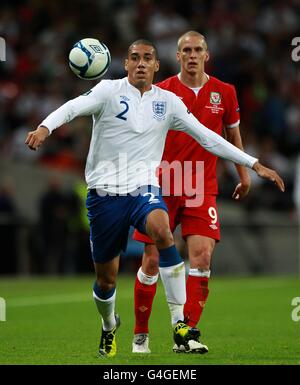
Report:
134,82,152,96
128,77,152,96
179,71,209,89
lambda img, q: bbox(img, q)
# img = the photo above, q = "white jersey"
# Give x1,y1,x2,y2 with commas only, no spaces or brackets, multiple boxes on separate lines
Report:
41,77,257,193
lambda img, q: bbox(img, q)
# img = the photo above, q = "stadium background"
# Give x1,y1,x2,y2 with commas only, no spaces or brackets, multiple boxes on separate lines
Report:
0,0,300,367
0,0,299,276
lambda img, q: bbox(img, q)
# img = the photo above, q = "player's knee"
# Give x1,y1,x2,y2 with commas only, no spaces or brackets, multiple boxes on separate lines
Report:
95,277,116,293
190,247,212,270
150,226,173,245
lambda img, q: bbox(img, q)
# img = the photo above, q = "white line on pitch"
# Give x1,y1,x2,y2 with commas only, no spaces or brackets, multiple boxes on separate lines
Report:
7,293,90,307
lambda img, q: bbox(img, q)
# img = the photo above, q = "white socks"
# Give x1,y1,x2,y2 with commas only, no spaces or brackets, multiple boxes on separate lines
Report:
159,262,186,325
93,289,116,331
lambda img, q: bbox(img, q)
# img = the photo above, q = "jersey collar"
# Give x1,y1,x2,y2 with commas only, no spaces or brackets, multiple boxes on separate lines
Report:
125,77,154,97
177,73,210,91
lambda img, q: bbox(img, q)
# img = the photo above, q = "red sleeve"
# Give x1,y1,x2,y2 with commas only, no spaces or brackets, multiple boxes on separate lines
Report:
223,84,240,128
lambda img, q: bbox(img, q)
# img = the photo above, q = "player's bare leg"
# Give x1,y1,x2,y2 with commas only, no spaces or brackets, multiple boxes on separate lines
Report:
93,257,121,357
141,244,160,276
145,209,174,248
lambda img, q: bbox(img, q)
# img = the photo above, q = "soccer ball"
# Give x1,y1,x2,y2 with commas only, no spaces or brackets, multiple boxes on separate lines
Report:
68,38,111,80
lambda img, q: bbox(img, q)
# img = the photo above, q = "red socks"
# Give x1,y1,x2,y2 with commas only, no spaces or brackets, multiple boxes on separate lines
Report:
134,275,157,334
184,275,209,327
134,272,210,332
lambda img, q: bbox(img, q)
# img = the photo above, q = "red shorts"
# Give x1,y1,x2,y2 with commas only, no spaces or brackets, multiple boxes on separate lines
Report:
133,195,220,243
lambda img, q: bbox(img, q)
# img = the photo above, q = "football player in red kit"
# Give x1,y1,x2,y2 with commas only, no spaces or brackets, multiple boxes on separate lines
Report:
132,31,251,353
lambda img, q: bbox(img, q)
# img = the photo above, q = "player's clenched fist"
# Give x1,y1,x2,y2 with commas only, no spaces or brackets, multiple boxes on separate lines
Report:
25,126,49,150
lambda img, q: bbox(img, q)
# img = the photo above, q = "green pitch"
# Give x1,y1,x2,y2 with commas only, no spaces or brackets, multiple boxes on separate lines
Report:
0,275,299,365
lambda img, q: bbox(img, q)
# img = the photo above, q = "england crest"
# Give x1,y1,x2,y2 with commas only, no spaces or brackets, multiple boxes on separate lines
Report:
152,101,167,120
210,92,221,105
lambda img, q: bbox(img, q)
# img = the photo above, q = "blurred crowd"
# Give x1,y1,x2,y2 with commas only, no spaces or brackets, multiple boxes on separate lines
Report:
1,0,299,210
0,0,299,273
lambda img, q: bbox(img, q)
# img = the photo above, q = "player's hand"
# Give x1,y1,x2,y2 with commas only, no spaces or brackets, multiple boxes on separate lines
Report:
25,126,49,151
252,162,285,192
232,181,251,200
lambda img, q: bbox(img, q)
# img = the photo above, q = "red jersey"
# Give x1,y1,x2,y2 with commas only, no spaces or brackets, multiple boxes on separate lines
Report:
157,75,240,195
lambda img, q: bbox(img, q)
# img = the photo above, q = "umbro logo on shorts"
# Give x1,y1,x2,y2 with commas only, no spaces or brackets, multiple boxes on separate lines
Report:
209,224,218,230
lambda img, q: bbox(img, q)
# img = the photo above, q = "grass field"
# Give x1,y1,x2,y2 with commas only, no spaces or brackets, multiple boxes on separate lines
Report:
0,274,299,365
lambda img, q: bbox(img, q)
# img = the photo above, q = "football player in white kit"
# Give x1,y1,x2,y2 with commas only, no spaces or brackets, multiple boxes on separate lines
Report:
25,40,284,357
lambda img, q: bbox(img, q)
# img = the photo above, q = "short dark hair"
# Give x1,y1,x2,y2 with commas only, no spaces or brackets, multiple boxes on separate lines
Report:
128,39,159,59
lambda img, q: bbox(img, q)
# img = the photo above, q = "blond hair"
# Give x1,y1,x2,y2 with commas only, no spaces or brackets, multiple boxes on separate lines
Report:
177,31,208,51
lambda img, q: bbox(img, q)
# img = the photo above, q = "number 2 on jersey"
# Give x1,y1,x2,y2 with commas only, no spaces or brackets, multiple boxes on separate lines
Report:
116,100,129,121
143,192,160,204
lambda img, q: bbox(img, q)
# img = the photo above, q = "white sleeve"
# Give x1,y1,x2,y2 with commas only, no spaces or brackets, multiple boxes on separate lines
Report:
170,94,258,168
40,80,110,134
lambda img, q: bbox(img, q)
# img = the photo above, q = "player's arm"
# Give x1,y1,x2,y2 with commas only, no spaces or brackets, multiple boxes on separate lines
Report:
225,125,251,200
25,82,108,151
171,95,285,192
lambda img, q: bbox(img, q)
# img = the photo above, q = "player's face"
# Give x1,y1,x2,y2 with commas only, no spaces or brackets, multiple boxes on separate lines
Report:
177,36,209,75
125,44,159,92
